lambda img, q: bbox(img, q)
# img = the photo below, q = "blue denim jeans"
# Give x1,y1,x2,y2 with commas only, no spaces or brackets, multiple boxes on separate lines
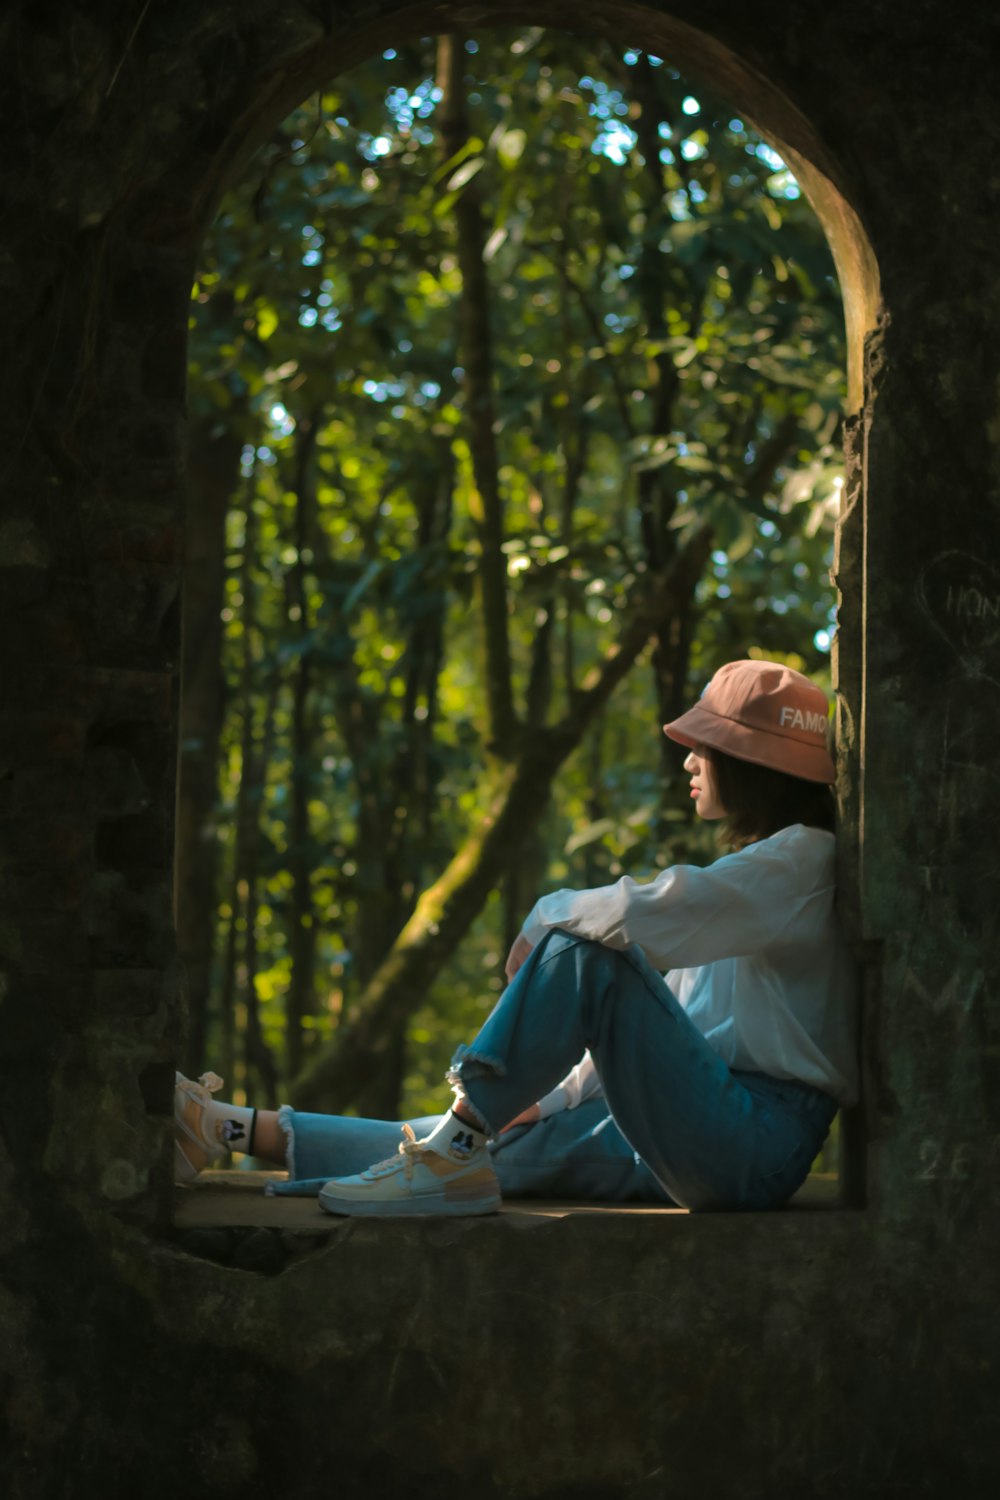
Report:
270,930,837,1211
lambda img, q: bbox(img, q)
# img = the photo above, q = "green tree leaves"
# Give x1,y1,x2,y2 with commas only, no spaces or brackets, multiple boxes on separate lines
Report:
183,28,845,1115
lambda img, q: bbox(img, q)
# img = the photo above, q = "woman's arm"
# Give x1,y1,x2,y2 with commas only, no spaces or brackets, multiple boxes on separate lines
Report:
518,829,830,970
536,1051,602,1116
499,1051,602,1131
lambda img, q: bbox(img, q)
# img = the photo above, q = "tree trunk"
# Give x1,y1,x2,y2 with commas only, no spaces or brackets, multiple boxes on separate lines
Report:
436,33,515,758
229,489,279,1102
176,417,243,1072
285,413,320,1082
242,668,280,1103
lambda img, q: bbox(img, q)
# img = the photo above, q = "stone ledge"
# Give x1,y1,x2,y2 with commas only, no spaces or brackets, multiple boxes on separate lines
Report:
169,1167,859,1277
174,1168,841,1232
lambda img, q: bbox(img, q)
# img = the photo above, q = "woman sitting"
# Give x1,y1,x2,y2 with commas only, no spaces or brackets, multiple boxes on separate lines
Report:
175,658,858,1215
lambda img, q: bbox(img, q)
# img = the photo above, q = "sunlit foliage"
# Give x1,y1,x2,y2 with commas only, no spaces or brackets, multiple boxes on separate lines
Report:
185,29,844,1120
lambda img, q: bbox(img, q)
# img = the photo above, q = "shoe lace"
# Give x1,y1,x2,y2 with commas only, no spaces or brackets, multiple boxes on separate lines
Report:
175,1072,225,1155
365,1124,424,1181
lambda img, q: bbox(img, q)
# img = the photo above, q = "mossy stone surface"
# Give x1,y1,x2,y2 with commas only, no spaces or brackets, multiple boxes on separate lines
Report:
1,3,998,1494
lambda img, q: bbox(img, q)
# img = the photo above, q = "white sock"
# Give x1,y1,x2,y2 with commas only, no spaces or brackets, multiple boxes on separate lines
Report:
421,1109,489,1162
202,1099,257,1156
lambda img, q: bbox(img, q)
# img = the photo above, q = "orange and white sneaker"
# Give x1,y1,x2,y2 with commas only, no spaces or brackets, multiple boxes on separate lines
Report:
318,1121,501,1218
174,1071,227,1183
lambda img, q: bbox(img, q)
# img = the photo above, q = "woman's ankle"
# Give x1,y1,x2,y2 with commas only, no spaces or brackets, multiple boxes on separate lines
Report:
250,1109,289,1165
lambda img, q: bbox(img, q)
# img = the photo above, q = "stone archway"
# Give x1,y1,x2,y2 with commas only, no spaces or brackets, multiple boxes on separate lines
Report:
157,0,881,1207
5,5,999,1496
172,0,882,1186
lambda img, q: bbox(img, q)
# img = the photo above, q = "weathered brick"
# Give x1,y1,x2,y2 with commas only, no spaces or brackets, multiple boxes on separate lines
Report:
0,3,998,1497
92,968,168,1017
89,667,174,726
0,713,87,769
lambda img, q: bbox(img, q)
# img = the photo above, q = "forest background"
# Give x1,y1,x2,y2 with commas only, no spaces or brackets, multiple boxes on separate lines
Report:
178,26,846,1128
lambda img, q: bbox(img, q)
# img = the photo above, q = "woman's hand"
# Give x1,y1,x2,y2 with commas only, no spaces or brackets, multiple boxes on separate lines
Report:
505,932,534,981
499,1103,541,1133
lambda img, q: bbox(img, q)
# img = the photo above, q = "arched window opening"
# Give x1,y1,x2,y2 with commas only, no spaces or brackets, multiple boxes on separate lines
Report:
177,22,875,1220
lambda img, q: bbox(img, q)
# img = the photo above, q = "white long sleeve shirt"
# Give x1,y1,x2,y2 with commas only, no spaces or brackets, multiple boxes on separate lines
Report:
521,823,859,1112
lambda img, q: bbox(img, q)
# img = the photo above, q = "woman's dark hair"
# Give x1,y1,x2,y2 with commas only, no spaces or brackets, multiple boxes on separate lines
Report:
704,745,835,850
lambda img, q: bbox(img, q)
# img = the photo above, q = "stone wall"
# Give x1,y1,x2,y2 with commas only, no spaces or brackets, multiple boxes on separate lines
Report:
1,2,998,1494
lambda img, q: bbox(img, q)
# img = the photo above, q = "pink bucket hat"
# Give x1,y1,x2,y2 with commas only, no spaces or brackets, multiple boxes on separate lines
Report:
663,659,835,784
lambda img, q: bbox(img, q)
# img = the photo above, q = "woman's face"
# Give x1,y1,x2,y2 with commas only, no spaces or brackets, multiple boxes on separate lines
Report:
683,745,726,820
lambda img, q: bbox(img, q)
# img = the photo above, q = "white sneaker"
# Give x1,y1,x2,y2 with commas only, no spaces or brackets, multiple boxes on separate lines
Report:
174,1071,227,1183
318,1124,501,1217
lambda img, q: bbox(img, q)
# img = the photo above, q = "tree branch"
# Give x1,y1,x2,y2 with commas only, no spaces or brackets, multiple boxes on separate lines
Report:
436,34,515,757
558,524,713,740
288,522,713,1113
